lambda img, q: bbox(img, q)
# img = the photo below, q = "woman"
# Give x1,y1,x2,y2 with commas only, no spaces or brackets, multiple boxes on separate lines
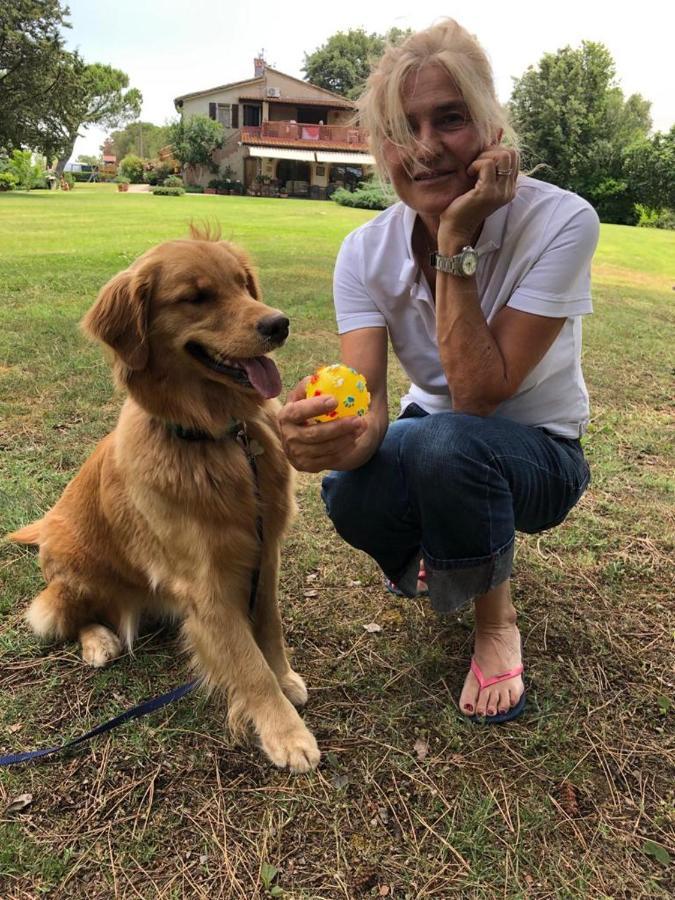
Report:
278,20,598,723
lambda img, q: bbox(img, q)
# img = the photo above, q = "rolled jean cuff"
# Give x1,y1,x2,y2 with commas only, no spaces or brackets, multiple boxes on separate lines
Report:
394,539,515,615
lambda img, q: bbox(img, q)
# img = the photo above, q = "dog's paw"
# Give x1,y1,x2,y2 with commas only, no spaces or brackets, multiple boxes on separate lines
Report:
260,715,321,773
279,669,308,707
80,624,122,668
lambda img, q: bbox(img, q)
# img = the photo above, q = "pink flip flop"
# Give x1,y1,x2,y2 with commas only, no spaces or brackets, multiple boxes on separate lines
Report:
467,657,526,724
384,564,429,598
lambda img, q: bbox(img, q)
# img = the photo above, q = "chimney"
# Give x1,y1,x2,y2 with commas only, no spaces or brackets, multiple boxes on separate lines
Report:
254,57,266,78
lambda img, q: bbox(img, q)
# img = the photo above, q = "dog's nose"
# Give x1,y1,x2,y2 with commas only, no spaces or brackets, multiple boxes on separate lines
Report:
256,315,290,345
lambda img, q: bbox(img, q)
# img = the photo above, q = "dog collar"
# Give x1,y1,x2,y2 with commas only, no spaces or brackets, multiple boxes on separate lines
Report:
164,419,243,442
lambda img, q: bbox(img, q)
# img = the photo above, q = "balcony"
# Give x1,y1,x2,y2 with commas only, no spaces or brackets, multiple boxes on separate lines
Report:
240,121,369,151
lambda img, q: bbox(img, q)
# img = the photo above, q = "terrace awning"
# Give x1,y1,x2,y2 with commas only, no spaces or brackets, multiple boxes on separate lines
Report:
247,146,315,162
246,146,375,165
314,150,375,165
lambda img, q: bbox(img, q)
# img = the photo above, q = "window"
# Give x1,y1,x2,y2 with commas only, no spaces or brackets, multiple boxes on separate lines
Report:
329,165,364,191
217,104,231,128
243,104,261,127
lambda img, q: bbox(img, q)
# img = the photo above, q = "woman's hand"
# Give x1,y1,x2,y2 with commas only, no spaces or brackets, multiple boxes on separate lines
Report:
278,377,371,473
437,146,519,253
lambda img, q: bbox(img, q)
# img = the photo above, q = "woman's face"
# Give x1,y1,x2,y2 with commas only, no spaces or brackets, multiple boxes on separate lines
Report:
382,63,486,218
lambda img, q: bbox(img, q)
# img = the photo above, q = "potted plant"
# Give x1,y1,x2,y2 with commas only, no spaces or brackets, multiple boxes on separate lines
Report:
205,178,219,195
116,180,129,192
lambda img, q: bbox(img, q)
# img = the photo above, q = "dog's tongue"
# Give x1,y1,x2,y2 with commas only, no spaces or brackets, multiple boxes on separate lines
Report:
240,356,282,399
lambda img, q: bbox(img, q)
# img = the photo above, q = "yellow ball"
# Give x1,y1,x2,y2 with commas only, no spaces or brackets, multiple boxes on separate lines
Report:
306,364,371,423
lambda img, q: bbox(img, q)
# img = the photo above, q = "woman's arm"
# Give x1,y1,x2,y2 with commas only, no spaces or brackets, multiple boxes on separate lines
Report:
435,276,565,416
433,146,581,415
278,327,389,473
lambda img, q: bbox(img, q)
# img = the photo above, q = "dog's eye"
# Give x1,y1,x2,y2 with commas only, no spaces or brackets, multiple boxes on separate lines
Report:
185,290,213,305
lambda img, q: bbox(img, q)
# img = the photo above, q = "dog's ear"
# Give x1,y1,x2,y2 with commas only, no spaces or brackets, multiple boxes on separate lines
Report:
81,269,151,370
225,243,261,301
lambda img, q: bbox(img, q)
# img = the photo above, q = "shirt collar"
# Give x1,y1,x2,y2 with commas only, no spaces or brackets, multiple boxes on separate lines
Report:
398,200,509,286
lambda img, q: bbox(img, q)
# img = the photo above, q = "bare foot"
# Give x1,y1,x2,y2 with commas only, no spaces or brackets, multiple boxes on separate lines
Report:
459,622,523,717
459,580,524,718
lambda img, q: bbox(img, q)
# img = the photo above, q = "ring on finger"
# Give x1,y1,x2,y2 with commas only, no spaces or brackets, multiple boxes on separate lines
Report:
496,167,513,177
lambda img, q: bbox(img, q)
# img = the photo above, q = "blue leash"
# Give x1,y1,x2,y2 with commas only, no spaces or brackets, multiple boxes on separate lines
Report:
0,679,199,767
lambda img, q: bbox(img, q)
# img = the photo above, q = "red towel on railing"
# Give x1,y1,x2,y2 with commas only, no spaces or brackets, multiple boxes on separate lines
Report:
301,125,320,140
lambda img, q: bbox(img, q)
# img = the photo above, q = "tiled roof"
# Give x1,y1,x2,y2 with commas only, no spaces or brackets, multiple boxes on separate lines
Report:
239,94,355,109
175,66,349,106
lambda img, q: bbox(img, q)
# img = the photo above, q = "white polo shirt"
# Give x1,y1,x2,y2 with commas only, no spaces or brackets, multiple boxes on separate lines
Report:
333,176,600,438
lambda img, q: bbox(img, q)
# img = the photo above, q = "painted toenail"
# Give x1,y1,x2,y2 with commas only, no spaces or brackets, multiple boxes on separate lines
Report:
487,709,495,716
464,703,473,711
498,708,507,715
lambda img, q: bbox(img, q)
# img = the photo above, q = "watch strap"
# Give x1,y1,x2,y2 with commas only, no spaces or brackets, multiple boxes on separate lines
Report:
430,246,478,277
429,251,460,275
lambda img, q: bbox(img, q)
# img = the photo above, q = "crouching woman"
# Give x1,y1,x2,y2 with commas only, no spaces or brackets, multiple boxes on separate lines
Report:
279,19,599,723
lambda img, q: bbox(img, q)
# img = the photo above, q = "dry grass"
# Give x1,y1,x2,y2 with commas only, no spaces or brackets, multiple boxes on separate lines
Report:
1,190,673,898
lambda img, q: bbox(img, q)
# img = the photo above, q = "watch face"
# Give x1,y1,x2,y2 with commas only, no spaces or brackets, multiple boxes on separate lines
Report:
461,250,478,276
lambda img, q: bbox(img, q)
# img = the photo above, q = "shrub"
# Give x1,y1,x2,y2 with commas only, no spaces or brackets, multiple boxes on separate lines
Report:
587,178,637,225
185,183,204,193
144,159,176,185
331,181,396,210
151,186,185,196
205,176,243,193
8,149,43,190
0,173,17,191
164,174,184,188
635,204,675,230
119,154,146,184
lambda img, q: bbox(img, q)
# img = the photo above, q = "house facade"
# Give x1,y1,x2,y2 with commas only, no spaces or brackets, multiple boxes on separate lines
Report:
173,59,375,198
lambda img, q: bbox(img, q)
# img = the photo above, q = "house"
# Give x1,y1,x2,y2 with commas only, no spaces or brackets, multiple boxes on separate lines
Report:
173,58,375,198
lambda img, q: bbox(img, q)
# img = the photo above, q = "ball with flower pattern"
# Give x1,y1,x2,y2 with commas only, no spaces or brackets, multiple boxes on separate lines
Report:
306,364,371,423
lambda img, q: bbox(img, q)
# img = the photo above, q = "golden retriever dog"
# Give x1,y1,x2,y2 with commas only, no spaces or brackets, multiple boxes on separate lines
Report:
9,228,320,773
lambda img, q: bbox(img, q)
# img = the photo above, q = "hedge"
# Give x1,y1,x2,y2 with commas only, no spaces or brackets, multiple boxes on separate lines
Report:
151,186,185,196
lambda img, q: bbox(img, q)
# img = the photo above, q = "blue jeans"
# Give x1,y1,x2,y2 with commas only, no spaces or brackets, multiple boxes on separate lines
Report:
321,406,590,614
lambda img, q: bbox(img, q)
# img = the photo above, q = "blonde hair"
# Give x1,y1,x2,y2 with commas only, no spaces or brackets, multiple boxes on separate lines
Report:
358,19,518,176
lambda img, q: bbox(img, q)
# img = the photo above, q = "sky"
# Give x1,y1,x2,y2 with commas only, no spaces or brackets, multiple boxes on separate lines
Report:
64,0,674,160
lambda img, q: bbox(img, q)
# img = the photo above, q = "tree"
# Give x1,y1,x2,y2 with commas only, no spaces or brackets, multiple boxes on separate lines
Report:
509,42,652,213
104,121,172,162
167,115,225,181
48,59,142,174
623,127,675,212
0,0,71,154
0,2,141,171
303,27,412,98
77,154,102,167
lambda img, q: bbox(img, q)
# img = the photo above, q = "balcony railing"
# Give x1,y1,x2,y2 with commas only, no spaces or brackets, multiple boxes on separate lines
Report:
242,122,368,147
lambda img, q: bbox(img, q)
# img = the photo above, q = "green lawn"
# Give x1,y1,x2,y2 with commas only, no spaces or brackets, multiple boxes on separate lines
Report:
1,183,673,898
